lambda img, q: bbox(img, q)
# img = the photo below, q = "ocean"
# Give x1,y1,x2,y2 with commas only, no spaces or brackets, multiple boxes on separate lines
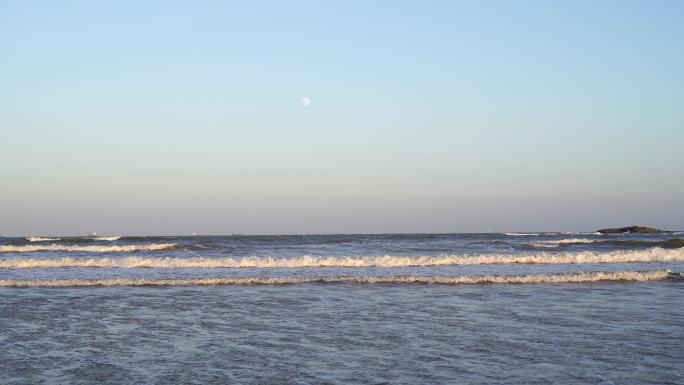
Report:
1,232,683,384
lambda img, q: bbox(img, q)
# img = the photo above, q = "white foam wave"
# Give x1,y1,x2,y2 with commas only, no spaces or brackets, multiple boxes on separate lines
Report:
530,238,596,248
95,236,121,241
0,270,674,288
505,233,540,236
25,237,61,242
0,243,177,254
2,248,683,269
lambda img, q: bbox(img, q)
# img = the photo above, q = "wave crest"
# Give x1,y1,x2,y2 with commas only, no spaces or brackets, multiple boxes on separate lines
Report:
529,238,596,248
0,243,177,254
2,248,683,269
0,270,675,287
505,233,540,236
529,238,684,249
25,237,61,242
95,236,121,241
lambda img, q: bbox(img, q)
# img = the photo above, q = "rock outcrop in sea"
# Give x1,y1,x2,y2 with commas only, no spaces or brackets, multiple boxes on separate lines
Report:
597,226,667,234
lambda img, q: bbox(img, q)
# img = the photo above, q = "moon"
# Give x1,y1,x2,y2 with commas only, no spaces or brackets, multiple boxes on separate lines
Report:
302,97,310,107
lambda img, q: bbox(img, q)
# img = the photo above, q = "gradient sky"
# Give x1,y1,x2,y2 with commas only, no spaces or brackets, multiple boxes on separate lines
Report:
1,0,683,235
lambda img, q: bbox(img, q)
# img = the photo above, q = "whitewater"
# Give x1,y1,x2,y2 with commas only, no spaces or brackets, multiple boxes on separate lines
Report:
0,243,177,253
2,247,683,269
0,270,675,287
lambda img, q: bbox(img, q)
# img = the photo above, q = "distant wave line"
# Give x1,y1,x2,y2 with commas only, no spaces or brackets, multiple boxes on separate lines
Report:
505,232,602,237
94,236,121,241
26,236,120,242
504,233,541,236
529,238,597,247
528,238,684,249
2,248,684,269
0,270,677,288
0,243,177,254
25,237,61,242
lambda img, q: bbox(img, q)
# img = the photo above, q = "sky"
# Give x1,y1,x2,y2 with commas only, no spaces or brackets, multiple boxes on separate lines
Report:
1,0,683,235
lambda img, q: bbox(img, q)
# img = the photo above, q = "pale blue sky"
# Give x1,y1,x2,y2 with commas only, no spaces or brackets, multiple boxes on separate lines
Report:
1,0,683,235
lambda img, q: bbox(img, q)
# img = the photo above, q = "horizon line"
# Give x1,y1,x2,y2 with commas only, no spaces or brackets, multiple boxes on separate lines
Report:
4,229,681,238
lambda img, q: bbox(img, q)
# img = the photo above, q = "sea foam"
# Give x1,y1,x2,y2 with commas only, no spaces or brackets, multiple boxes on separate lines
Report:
25,237,61,242
0,270,675,287
95,236,121,241
2,247,683,269
504,233,540,236
529,238,596,248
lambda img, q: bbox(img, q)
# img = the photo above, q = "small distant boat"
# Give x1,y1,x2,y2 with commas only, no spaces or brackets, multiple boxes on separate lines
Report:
88,232,98,237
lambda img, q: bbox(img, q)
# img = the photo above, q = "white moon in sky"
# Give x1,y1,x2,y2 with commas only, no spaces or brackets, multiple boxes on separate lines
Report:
302,97,310,107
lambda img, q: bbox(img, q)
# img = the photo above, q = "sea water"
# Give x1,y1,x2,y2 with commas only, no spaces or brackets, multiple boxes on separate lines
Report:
1,233,682,384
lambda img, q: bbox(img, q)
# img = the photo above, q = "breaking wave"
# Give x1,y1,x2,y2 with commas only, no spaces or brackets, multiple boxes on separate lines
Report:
529,238,684,249
0,243,178,254
529,238,596,248
25,236,120,243
505,233,540,236
0,270,676,288
2,248,684,269
25,237,61,242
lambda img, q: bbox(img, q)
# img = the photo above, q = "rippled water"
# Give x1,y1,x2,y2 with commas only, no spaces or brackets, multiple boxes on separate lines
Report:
1,233,683,384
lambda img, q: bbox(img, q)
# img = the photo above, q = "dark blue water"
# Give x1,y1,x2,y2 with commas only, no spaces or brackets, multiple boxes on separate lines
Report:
1,233,683,384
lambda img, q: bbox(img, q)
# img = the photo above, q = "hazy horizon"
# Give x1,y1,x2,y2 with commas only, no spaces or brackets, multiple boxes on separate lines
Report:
4,224,683,239
2,1,683,235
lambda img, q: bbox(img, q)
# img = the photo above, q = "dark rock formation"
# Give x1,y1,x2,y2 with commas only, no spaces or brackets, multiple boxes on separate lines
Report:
597,226,666,234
